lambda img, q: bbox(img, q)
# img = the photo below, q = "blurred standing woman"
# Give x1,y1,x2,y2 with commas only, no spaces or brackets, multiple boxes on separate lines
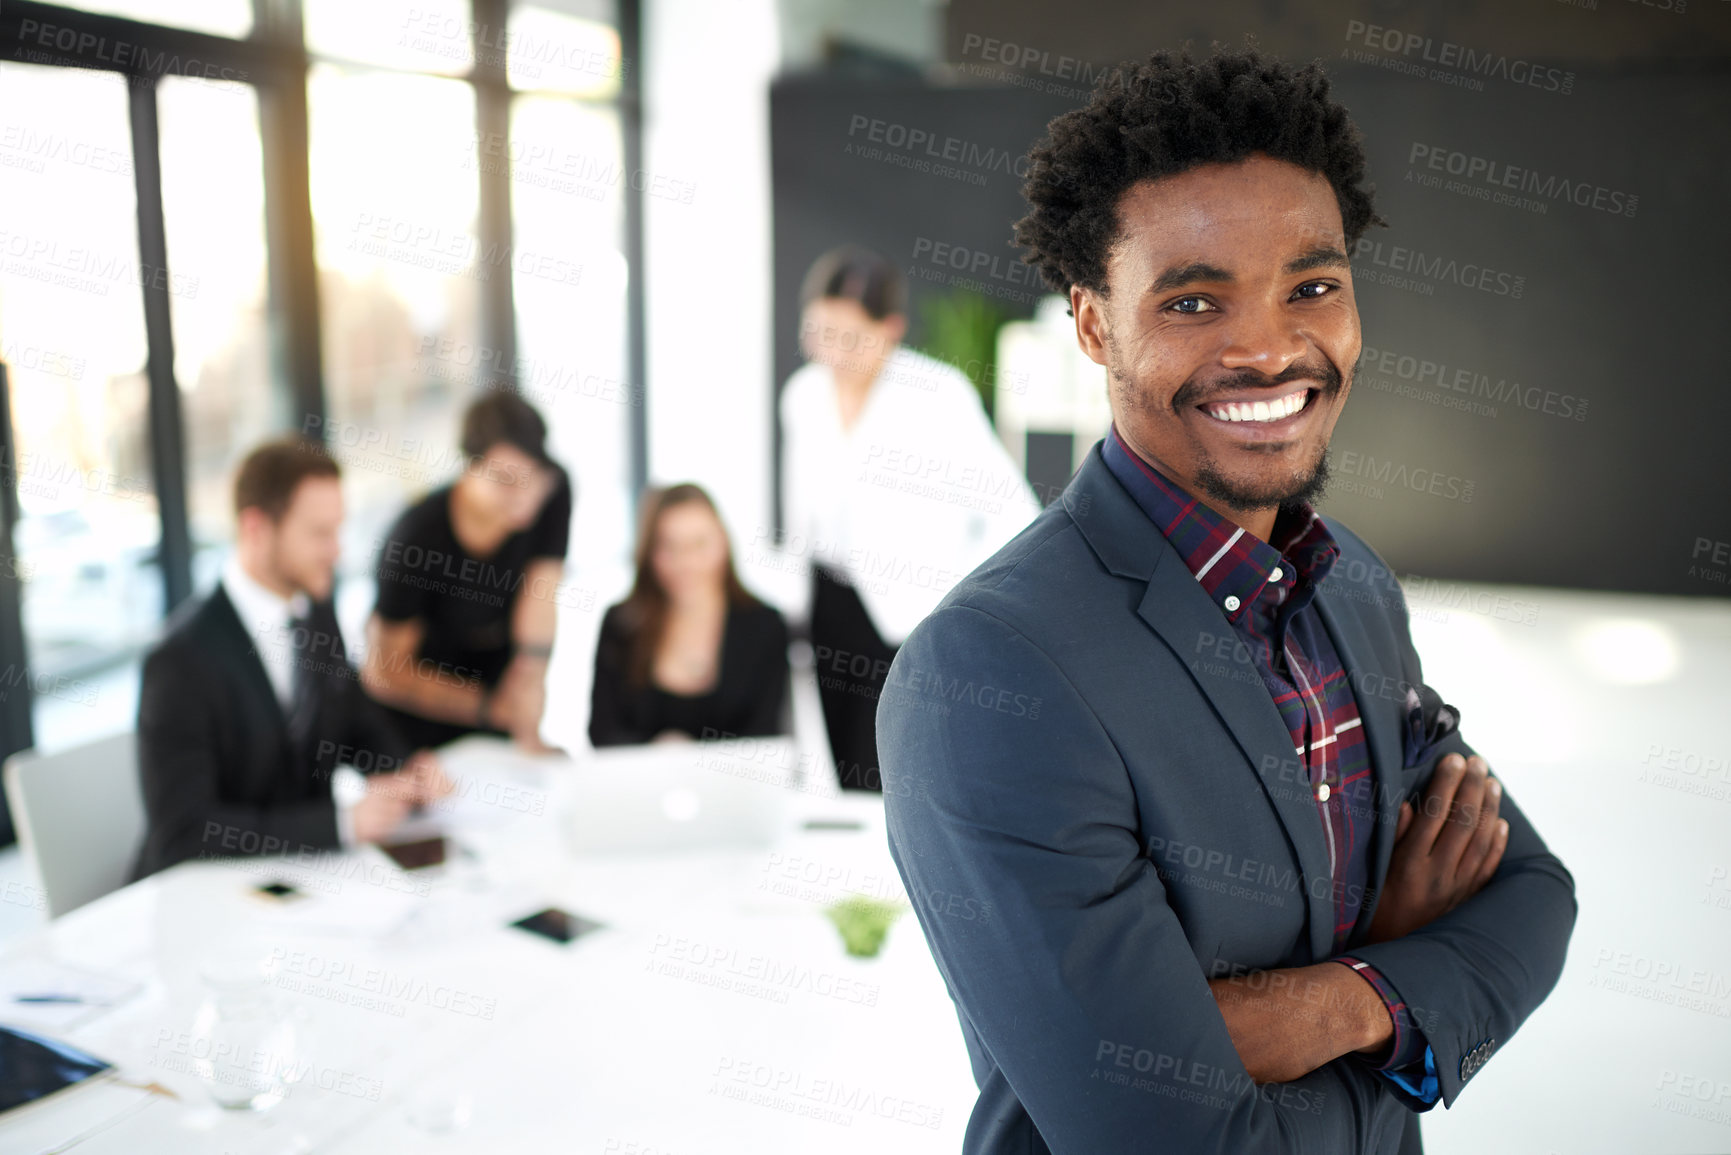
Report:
780,246,1040,792
589,484,789,747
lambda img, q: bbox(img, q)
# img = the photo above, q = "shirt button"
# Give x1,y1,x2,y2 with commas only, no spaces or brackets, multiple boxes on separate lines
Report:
1223,595,1242,612
1316,782,1331,801
1269,567,1284,582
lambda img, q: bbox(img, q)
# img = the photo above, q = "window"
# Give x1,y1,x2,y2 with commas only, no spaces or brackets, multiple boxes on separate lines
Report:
307,64,484,574
157,74,277,592
508,93,632,596
0,0,636,789
0,62,161,741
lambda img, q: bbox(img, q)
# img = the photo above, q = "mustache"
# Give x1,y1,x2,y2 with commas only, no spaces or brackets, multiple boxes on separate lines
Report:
1172,359,1344,410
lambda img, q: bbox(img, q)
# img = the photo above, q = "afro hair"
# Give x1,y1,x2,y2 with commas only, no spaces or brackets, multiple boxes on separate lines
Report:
1013,45,1387,301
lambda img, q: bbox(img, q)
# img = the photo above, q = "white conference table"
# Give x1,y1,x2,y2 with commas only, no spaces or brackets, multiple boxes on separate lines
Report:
0,739,981,1153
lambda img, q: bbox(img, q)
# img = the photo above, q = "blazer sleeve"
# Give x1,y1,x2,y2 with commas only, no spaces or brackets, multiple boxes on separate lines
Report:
135,644,339,873
1325,567,1577,1110
331,648,415,771
880,604,1403,1152
588,605,643,747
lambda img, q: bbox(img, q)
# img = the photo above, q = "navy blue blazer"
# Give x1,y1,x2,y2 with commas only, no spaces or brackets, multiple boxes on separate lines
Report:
878,442,1576,1153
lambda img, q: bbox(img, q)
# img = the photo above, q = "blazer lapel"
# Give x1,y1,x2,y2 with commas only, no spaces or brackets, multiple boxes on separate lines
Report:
1311,586,1404,945
1066,444,1340,962
210,586,293,749
1134,553,1339,963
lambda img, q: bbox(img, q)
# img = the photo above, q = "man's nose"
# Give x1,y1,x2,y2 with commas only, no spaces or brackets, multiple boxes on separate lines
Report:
1217,309,1306,373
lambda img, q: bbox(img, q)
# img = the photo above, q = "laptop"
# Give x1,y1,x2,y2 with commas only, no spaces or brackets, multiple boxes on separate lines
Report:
562,736,809,855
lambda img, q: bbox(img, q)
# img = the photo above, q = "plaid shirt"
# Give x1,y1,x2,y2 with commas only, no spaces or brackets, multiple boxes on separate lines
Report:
1103,426,1435,1095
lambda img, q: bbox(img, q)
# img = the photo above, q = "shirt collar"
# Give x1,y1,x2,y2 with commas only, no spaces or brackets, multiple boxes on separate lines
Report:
221,553,311,645
1101,424,1339,624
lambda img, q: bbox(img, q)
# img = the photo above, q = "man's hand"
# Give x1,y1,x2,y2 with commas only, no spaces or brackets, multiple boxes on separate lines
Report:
349,754,453,843
1366,753,1508,945
350,774,413,844
1207,962,1391,1084
400,750,454,804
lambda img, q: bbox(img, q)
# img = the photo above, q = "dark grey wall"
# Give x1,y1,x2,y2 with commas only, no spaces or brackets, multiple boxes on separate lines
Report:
770,0,1731,599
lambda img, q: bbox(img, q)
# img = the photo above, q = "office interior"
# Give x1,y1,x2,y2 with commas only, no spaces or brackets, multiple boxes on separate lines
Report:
0,0,1726,1151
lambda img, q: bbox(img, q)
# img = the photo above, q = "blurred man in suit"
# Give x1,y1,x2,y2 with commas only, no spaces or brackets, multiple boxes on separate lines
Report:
132,438,450,879
879,47,1575,1153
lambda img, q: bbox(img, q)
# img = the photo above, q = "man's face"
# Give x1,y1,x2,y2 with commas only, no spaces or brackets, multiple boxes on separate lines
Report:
265,476,344,601
469,443,555,532
1075,152,1360,517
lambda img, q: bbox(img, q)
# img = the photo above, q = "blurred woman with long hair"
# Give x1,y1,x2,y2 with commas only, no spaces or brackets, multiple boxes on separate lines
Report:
589,484,789,746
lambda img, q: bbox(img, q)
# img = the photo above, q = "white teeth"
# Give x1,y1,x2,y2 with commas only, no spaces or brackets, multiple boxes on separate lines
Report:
1206,389,1309,423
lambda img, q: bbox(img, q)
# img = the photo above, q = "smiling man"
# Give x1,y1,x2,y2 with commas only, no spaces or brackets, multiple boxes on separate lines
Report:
878,48,1576,1153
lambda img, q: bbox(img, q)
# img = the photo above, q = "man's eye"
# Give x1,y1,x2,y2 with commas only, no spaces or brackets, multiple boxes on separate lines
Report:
1169,296,1214,314
1295,282,1336,300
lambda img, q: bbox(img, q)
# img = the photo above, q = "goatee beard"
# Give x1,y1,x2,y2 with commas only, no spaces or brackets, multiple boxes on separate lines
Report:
1193,447,1332,515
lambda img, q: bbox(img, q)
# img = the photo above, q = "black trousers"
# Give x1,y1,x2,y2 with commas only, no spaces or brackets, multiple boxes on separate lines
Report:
810,565,898,792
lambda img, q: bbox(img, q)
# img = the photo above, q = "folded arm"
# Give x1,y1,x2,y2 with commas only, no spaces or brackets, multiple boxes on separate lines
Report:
880,606,1403,1152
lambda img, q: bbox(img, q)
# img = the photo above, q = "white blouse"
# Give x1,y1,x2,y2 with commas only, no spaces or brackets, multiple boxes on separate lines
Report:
777,346,1041,646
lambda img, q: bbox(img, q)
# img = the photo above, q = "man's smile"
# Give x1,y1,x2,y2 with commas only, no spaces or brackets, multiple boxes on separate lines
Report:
1191,384,1325,445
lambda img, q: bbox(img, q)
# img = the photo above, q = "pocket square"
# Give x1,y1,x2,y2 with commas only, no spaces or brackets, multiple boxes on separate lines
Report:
1402,682,1461,769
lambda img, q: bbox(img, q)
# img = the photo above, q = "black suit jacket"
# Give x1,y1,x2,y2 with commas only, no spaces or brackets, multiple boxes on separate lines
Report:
130,585,412,880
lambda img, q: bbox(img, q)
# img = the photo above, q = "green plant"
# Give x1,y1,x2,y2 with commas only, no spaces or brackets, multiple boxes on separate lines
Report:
913,289,1007,419
823,895,907,959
